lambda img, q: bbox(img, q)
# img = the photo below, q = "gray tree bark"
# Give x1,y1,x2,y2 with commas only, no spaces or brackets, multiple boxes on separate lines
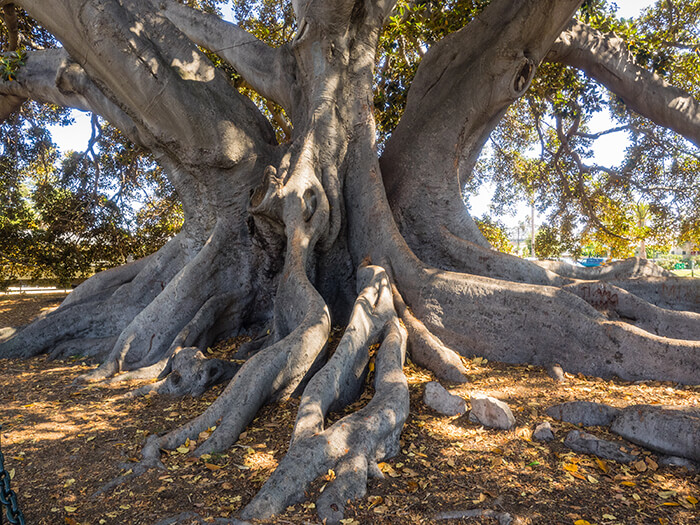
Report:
0,0,698,522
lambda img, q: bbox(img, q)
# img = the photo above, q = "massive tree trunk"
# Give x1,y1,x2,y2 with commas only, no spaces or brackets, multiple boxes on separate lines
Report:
1,0,698,522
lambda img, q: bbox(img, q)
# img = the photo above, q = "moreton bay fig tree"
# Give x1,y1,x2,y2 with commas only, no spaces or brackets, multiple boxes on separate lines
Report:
1,0,699,521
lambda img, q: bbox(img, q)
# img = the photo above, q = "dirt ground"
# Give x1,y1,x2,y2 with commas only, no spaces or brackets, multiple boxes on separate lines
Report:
0,293,698,524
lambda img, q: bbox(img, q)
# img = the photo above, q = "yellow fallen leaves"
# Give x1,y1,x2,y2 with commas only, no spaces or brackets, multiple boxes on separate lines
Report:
377,462,400,477
563,463,579,472
323,469,336,482
64,506,78,513
595,458,608,474
472,492,488,505
563,462,586,480
573,520,591,525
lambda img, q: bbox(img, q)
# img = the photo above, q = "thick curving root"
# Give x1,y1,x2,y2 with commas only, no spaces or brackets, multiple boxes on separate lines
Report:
564,281,700,340
536,257,674,281
391,259,700,385
241,265,409,523
391,283,469,384
0,235,187,360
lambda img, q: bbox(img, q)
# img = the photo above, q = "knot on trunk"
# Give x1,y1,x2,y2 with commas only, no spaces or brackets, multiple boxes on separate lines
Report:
511,55,535,97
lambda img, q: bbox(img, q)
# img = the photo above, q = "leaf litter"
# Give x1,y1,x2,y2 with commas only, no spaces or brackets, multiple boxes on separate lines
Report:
0,294,698,524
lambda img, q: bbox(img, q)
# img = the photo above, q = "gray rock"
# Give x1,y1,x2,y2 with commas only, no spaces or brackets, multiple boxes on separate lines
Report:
533,421,555,442
469,393,515,430
546,401,621,427
546,363,565,382
423,381,467,416
658,455,699,471
610,405,700,462
564,430,636,463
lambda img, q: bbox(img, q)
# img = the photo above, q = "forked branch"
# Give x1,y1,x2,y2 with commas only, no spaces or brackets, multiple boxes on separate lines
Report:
153,0,297,111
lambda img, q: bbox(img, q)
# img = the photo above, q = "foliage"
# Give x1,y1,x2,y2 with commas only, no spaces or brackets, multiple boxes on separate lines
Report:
474,215,513,254
0,104,182,287
535,225,565,259
0,49,26,81
472,0,700,254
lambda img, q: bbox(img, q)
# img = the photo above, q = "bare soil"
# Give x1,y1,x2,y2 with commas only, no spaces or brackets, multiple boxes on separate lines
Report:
0,294,698,524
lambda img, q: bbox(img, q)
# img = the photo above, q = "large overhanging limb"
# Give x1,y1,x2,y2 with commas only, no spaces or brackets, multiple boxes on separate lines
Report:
151,0,297,113
16,0,276,165
0,48,145,144
548,19,700,147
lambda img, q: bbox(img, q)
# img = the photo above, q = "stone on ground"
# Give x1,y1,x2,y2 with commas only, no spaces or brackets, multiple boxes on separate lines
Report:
610,405,700,462
423,381,467,416
564,430,636,463
533,421,555,442
546,401,621,426
469,393,515,430
546,363,565,382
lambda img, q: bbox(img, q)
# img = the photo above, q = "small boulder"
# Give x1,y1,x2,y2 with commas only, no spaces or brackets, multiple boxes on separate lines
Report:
533,422,555,442
546,363,566,382
423,381,467,416
564,430,636,463
469,393,515,430
610,405,700,462
546,401,620,427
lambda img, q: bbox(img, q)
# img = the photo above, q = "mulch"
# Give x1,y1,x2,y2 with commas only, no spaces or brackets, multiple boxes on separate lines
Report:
0,294,698,524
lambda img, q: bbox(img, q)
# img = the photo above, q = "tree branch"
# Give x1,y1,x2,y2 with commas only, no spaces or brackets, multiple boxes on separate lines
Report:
1,3,18,50
153,0,297,112
0,48,144,143
379,0,583,252
18,0,276,163
548,19,700,147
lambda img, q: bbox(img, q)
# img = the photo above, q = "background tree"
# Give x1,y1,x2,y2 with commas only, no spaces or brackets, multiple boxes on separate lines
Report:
474,215,514,254
1,1,699,522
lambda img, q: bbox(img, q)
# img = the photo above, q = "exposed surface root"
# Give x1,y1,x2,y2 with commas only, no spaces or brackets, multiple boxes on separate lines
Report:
0,300,126,359
391,283,468,384
48,336,117,362
395,265,700,384
607,277,700,313
59,252,156,309
140,222,331,463
422,227,568,286
537,257,674,281
241,273,408,522
565,282,700,340
140,293,329,461
0,235,188,362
